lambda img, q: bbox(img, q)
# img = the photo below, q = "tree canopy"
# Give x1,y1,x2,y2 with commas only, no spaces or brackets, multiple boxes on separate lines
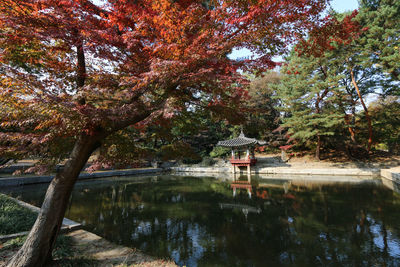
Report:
0,0,330,266
0,0,328,171
272,1,400,158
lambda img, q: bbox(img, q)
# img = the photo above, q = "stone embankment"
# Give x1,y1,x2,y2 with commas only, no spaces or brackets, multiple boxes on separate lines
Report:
0,168,163,187
171,166,380,177
380,167,400,193
381,167,400,183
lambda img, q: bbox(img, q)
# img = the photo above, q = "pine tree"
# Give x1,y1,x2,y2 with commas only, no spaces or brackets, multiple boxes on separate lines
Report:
358,0,400,84
274,52,344,160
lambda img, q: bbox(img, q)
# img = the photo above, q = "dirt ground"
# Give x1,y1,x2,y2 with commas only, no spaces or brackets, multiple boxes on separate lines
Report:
65,229,177,267
254,151,400,169
0,230,177,267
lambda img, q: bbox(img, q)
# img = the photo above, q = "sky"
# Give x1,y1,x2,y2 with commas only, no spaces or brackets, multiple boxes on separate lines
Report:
331,0,359,13
230,0,360,59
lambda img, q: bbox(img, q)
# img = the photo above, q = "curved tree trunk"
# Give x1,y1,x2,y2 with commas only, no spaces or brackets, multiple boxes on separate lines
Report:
344,114,357,144
350,69,373,152
7,133,102,267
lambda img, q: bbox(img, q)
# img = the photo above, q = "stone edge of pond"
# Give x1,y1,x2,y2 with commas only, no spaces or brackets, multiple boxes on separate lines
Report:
171,166,381,176
0,193,81,242
381,168,400,184
0,168,164,187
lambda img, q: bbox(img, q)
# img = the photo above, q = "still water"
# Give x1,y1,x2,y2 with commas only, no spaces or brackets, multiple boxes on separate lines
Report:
3,174,400,266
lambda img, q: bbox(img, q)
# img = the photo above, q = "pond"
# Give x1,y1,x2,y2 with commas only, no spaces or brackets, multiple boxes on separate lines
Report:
2,174,400,267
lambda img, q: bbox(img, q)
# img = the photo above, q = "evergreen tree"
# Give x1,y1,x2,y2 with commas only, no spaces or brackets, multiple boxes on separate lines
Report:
244,72,281,141
295,8,399,153
274,52,344,160
358,0,400,85
368,96,400,153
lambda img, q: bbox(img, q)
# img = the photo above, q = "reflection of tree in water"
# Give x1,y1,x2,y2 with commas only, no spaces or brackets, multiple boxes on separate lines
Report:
4,176,400,266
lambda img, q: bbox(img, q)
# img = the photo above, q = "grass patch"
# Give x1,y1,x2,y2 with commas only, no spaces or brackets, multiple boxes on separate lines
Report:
0,235,73,256
48,258,99,267
0,194,37,235
0,236,26,251
116,261,177,267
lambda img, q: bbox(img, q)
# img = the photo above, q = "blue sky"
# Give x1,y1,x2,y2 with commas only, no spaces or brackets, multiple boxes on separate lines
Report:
331,0,359,12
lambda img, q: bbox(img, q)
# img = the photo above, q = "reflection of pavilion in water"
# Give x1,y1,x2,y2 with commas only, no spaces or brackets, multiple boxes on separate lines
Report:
220,174,292,218
230,173,291,199
220,175,262,219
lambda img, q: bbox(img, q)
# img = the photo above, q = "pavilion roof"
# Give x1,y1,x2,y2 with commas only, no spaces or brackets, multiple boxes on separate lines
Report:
217,131,266,148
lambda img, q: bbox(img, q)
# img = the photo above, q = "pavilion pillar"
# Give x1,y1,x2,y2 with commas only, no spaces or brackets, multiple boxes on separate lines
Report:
247,164,251,176
232,164,236,174
247,188,252,198
231,149,235,159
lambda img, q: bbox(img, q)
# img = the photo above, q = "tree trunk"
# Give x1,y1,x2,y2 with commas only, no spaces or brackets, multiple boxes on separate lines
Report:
350,69,373,152
315,93,322,161
7,134,102,267
344,114,357,143
338,97,357,144
315,134,321,160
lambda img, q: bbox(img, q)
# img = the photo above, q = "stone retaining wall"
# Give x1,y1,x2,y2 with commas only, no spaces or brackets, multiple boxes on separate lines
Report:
0,168,163,187
172,167,231,173
381,168,400,184
172,166,380,176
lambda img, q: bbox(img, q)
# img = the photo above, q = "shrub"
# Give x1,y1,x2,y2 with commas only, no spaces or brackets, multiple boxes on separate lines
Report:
200,157,216,166
159,141,201,162
209,146,230,158
181,157,202,164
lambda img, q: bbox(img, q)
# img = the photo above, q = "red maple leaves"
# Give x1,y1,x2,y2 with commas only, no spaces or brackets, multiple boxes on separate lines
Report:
1,0,329,170
296,10,362,57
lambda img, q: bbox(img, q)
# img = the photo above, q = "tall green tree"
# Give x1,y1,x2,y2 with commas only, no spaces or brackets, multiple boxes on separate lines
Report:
244,72,281,141
293,8,399,153
274,52,345,160
358,0,400,84
367,97,400,153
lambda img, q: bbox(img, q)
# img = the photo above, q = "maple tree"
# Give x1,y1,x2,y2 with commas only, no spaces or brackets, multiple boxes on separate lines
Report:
0,0,328,266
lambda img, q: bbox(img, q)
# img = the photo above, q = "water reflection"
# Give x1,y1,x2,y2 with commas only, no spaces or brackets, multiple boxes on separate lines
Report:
2,175,400,267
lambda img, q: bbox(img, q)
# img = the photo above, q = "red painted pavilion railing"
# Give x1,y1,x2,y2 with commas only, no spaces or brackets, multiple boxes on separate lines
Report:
230,158,257,166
